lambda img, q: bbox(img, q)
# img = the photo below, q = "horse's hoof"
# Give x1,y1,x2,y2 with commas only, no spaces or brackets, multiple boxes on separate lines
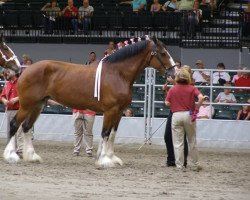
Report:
96,155,115,168
111,155,123,166
23,149,43,163
3,151,20,164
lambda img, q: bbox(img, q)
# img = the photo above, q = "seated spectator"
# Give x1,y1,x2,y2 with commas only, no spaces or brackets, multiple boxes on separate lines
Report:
242,2,250,38
72,0,94,34
104,41,116,56
235,68,250,92
120,0,147,12
236,105,250,120
20,54,30,65
41,0,61,34
85,51,97,65
197,95,215,119
124,108,134,117
192,59,210,85
20,58,33,75
60,0,78,33
150,0,161,13
214,84,237,103
212,62,231,85
232,67,243,84
162,0,179,12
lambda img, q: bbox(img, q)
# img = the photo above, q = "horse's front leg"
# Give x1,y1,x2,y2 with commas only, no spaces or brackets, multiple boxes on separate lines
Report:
96,112,123,168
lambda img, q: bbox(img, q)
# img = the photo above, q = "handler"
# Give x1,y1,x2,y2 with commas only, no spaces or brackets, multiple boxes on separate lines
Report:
165,68,204,171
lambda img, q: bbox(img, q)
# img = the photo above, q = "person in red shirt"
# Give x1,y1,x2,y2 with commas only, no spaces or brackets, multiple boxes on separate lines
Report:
235,68,250,92
60,0,78,34
72,109,96,157
165,68,204,171
0,69,23,157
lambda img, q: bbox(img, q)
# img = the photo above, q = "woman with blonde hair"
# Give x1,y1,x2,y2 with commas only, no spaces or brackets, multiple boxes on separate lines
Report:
165,68,204,171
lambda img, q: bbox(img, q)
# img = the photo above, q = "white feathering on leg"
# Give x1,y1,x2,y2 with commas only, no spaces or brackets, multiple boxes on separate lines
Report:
3,136,20,163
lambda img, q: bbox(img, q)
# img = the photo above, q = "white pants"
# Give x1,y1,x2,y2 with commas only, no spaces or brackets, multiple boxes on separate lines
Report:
172,111,199,168
73,112,95,154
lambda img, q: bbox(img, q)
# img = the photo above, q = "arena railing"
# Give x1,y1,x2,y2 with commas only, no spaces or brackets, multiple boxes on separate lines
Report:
153,68,250,120
0,10,247,48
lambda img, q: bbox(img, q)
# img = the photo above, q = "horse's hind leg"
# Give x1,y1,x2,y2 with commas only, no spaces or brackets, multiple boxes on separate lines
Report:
3,109,29,163
21,106,43,163
96,110,123,168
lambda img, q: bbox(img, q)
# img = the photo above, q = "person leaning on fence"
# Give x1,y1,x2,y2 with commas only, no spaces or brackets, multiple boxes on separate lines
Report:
72,109,96,157
235,68,250,92
0,69,24,158
214,84,237,103
165,68,204,171
41,0,61,35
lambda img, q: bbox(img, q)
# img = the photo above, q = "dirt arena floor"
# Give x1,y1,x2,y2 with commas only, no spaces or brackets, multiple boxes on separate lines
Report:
0,139,249,200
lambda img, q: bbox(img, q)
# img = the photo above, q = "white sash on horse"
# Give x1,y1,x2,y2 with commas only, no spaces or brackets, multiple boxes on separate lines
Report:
94,60,103,101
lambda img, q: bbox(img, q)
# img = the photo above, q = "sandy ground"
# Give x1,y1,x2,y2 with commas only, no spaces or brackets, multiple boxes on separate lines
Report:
0,139,250,200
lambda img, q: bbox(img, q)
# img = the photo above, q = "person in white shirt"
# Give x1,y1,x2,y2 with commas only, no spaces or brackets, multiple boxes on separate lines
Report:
214,84,237,103
192,59,210,85
212,62,231,85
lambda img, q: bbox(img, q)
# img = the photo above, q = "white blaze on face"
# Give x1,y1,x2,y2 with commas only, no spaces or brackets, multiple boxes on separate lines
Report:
165,49,175,67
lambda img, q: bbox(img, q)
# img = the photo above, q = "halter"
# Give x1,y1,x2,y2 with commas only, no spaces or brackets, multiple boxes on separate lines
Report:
0,42,21,68
148,43,175,73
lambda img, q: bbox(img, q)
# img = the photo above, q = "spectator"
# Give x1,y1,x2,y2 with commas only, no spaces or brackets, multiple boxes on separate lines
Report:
124,108,134,117
165,68,204,171
85,51,97,65
72,0,94,34
232,67,243,84
235,68,250,92
120,0,147,12
150,0,161,13
162,0,179,12
214,84,237,103
60,0,78,34
236,105,250,120
72,109,96,157
41,0,61,34
20,54,30,65
163,61,182,89
192,60,210,85
104,41,116,56
212,62,231,85
20,58,33,75
197,95,215,119
242,2,250,38
0,69,23,158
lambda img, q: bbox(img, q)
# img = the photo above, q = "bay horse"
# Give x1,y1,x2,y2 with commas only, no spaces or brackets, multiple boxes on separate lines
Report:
3,36,175,168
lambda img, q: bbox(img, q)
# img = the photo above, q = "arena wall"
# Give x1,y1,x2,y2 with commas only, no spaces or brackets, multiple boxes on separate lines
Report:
8,43,250,68
0,114,249,150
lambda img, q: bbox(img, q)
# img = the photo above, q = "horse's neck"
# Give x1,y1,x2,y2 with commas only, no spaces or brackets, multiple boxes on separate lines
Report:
118,51,150,85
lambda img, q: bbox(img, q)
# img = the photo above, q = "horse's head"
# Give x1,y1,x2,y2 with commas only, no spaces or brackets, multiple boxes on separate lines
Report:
148,36,175,75
0,34,20,73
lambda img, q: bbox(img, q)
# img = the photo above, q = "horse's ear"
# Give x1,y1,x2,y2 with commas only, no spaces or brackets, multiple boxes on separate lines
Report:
152,36,158,44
